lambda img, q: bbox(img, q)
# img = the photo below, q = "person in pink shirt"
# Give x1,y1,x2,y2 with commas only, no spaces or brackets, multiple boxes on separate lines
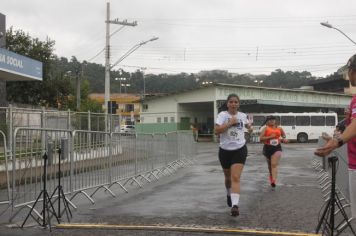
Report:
315,54,356,217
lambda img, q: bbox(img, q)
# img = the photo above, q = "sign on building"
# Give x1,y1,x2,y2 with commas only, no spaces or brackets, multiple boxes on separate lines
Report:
0,48,42,81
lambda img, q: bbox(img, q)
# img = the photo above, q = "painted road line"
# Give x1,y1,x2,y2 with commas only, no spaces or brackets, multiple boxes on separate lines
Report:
57,223,321,236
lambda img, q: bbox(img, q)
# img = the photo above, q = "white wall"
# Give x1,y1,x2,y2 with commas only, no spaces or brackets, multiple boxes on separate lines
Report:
141,87,216,123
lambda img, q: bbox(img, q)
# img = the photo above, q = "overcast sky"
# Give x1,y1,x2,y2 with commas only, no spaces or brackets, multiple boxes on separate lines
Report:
2,0,356,76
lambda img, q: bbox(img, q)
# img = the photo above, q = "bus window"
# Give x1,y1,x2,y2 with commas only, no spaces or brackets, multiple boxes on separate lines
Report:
296,116,310,126
326,116,336,126
311,116,325,126
281,116,295,126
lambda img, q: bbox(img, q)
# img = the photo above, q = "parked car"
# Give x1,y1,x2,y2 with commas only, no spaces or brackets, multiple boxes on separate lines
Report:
120,125,135,134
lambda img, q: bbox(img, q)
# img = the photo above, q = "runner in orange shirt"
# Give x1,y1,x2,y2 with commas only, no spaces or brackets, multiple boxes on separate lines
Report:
259,116,288,188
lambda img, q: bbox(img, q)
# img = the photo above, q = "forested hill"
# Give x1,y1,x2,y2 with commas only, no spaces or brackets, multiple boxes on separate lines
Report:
53,57,325,95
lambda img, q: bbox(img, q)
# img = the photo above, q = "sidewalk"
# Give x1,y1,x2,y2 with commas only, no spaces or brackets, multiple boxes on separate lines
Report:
1,142,355,235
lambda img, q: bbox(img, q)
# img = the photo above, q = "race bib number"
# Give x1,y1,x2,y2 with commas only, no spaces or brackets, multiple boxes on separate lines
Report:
229,128,244,141
270,139,279,146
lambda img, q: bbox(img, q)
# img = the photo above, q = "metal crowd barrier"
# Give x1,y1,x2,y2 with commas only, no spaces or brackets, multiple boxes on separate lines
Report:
0,106,122,149
314,138,350,201
6,127,196,221
0,130,10,205
11,127,72,208
312,137,355,234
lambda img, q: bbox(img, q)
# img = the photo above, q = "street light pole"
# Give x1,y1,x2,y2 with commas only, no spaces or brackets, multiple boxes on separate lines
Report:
320,22,356,46
110,37,158,101
104,2,137,114
104,2,110,113
110,37,159,69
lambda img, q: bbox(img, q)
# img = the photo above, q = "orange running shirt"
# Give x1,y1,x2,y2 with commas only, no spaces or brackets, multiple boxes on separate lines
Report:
263,126,282,146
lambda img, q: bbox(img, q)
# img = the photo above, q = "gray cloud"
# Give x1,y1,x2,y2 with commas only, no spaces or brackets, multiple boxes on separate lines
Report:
2,0,356,76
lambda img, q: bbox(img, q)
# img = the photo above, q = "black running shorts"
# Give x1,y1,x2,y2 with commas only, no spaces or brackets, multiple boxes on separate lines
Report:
263,144,282,159
219,145,248,169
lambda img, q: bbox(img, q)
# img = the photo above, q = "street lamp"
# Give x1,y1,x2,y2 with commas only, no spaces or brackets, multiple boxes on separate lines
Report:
320,22,356,45
201,81,213,85
122,83,131,93
115,77,127,93
110,37,159,69
254,80,263,86
110,37,158,101
65,70,81,110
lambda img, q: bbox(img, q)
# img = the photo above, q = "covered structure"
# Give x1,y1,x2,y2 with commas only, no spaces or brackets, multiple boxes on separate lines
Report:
138,83,351,135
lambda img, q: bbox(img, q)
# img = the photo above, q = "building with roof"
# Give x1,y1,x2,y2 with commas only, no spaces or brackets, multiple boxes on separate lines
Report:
138,83,351,135
309,77,349,94
89,93,141,125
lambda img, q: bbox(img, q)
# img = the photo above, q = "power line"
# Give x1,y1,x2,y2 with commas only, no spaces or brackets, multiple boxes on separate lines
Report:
87,48,105,62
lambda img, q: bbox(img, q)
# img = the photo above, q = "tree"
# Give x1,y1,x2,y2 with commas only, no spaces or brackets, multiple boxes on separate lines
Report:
5,27,73,107
263,69,315,88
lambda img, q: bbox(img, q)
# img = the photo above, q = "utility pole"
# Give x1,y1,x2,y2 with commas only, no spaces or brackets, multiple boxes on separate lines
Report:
104,2,137,113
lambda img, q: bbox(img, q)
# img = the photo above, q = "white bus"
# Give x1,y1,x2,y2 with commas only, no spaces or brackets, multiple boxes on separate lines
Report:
249,112,338,143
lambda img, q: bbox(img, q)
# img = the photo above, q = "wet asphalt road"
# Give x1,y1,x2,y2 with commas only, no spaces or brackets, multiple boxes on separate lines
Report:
1,142,355,235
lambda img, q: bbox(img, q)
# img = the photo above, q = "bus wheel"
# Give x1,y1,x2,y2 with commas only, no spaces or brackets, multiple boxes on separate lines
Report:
297,133,308,143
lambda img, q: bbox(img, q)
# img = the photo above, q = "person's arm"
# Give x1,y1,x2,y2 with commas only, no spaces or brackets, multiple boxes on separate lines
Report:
280,127,286,138
280,127,289,143
340,118,356,143
245,116,253,133
315,118,356,157
259,127,276,142
215,123,231,135
215,116,237,135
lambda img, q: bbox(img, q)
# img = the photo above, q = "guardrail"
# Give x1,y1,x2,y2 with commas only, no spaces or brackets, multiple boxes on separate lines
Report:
312,137,355,234
5,128,195,222
0,130,10,205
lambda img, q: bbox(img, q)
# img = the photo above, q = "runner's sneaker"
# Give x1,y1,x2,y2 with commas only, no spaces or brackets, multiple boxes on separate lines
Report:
271,180,276,188
231,205,239,217
227,195,232,207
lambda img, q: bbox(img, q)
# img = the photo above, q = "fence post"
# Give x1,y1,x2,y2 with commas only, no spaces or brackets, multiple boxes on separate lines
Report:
88,111,91,131
108,132,112,184
8,105,12,155
67,109,71,130
88,111,92,147
165,133,168,166
151,134,154,171
135,133,138,175
11,127,17,210
41,107,46,152
70,131,74,194
176,131,179,161
0,130,10,205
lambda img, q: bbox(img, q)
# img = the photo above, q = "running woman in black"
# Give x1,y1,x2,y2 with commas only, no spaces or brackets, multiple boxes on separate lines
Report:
215,93,253,217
